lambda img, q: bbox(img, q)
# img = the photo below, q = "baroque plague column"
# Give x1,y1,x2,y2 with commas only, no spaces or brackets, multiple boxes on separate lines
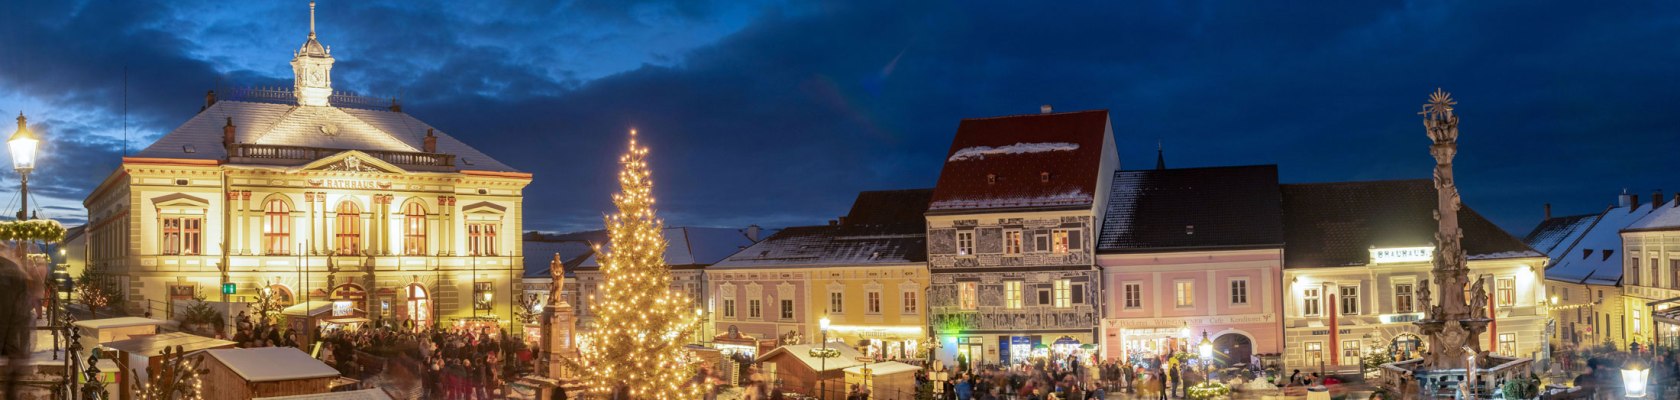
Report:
1413,89,1490,370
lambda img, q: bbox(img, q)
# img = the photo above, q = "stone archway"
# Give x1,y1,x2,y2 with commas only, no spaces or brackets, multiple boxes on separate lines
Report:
1212,332,1254,367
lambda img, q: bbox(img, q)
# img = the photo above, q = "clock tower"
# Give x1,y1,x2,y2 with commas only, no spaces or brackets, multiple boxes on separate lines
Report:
291,1,334,107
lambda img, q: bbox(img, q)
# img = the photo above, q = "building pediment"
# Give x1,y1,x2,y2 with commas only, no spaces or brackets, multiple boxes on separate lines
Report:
297,150,406,174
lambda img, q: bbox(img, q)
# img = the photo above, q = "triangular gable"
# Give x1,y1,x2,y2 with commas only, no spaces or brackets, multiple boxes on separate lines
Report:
461,201,507,214
297,150,406,174
152,193,211,208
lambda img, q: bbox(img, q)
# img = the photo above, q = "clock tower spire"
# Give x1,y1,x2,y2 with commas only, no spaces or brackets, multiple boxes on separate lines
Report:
291,1,335,106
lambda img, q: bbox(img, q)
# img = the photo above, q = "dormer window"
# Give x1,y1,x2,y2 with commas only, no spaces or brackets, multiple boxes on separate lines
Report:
1040,171,1050,182
986,174,997,184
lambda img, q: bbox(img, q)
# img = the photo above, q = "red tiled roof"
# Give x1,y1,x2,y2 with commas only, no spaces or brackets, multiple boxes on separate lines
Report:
929,110,1111,212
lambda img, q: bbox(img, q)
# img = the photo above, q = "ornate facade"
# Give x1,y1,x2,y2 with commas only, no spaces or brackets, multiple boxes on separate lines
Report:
925,109,1117,367
83,7,529,331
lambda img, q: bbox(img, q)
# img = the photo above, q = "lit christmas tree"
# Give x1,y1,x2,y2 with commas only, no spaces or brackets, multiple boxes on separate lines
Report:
574,130,708,399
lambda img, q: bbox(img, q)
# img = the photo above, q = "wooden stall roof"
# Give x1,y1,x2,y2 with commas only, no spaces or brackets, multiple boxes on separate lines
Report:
72,317,170,330
254,388,393,399
205,347,340,382
101,332,236,356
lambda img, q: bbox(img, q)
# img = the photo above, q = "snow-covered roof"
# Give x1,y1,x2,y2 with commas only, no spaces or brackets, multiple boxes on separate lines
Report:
73,317,169,330
101,332,235,357
1523,213,1600,261
713,190,929,269
1546,201,1658,285
843,361,921,376
1627,197,1680,232
929,110,1111,212
1098,165,1283,252
206,347,340,382
134,100,518,173
256,389,393,400
757,343,867,372
521,240,595,278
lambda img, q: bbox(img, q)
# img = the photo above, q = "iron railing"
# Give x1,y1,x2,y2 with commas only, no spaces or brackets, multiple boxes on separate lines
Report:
230,143,454,168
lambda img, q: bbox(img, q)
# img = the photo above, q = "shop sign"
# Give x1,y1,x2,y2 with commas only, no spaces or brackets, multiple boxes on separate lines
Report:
332,300,353,317
1371,247,1433,263
308,179,393,190
1309,329,1352,336
1380,313,1424,323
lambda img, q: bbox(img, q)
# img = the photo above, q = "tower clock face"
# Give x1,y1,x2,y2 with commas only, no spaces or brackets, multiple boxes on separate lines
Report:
307,69,325,86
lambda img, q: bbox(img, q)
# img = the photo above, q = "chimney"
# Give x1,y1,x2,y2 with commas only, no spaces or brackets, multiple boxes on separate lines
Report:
389,97,403,113
746,225,761,242
1544,203,1552,220
1619,189,1634,208
1040,104,1052,114
1655,190,1665,209
205,90,217,110
1631,194,1641,211
222,117,237,149
828,219,838,226
1673,193,1679,207
423,129,438,153
837,216,848,226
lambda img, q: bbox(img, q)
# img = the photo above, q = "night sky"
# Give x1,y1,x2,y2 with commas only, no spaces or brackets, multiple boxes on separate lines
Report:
2,1,1677,236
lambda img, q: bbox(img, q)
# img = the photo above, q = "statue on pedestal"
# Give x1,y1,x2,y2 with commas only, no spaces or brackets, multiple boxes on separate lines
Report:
1469,277,1488,319
1416,281,1432,318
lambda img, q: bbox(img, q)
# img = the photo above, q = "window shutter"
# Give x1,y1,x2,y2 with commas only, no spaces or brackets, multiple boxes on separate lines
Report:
1068,230,1083,250
1072,284,1085,304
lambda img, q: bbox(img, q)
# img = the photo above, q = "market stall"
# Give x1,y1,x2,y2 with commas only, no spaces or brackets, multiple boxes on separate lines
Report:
101,332,236,400
282,301,367,346
843,361,921,399
73,317,171,353
202,347,342,400
254,388,392,400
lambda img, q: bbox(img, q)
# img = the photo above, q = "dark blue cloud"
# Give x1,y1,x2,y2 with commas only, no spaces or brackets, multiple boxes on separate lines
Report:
2,0,1676,235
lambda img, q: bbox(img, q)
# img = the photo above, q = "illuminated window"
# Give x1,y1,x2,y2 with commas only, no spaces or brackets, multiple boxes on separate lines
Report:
263,200,291,255
1005,281,1022,309
1497,333,1517,357
1495,278,1515,307
1004,230,1022,255
956,231,974,255
1395,283,1415,313
1340,285,1360,315
902,291,917,313
1123,283,1142,309
1175,281,1194,308
160,216,202,256
403,202,427,255
1052,230,1070,253
1054,279,1071,308
1305,342,1323,366
830,292,843,313
468,222,499,256
1230,279,1249,305
959,282,978,310
335,201,361,254
1341,340,1361,366
1303,288,1321,317
867,291,881,314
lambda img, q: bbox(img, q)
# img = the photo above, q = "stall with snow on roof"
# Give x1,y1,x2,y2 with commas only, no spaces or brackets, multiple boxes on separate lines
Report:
202,347,342,400
73,317,172,352
101,332,236,400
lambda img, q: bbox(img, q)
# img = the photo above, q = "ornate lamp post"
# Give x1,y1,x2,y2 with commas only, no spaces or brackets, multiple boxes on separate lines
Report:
1197,331,1213,383
9,112,39,221
820,316,831,399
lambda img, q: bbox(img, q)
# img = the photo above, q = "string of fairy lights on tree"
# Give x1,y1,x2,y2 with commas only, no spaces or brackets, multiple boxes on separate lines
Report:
571,130,710,399
0,219,65,242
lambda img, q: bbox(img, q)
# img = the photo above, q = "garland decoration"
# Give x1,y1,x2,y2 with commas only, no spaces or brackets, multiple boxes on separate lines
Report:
0,219,66,242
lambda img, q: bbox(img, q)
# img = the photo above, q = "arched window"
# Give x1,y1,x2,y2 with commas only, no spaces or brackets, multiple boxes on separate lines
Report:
403,202,427,255
263,199,292,255
335,201,362,254
406,284,430,331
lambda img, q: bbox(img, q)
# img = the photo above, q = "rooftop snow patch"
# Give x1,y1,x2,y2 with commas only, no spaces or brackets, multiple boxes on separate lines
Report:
947,142,1079,162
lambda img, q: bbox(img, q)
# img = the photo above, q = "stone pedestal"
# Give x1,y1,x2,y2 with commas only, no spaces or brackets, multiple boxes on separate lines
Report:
537,300,577,399
1414,318,1490,370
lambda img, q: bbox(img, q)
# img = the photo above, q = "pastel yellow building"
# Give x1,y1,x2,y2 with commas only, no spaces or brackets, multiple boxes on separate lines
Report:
706,190,931,359
82,10,529,331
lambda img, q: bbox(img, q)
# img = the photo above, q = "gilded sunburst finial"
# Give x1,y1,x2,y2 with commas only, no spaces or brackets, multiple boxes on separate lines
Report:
1420,88,1456,117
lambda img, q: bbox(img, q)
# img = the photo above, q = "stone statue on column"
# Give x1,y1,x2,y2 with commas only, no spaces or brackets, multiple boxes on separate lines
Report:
1412,88,1489,370
540,253,576,385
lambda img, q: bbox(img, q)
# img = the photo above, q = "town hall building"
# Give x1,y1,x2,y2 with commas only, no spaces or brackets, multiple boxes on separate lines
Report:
82,7,531,332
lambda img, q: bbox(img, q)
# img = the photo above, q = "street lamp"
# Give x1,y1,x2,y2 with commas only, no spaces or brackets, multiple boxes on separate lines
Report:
1623,358,1651,398
1198,331,1213,383
9,112,39,220
820,316,831,399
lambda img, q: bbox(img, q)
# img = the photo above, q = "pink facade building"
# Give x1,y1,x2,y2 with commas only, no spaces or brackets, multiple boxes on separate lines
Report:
1096,165,1285,367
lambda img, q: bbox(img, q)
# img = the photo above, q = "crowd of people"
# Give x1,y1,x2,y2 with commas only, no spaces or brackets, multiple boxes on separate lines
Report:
231,311,540,399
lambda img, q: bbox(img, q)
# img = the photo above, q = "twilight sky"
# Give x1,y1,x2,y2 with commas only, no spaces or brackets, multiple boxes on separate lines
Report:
1,1,1677,235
